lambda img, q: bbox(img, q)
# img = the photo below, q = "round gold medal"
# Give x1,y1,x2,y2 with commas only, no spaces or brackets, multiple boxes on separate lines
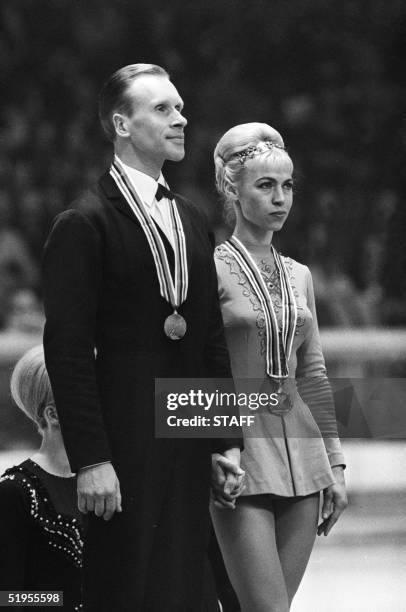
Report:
268,379,293,415
164,312,187,340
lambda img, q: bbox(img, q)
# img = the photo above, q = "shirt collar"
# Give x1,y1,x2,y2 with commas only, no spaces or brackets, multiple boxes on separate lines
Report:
115,155,166,208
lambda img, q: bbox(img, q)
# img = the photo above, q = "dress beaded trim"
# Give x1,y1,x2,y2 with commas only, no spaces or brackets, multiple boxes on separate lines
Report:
215,245,306,353
0,465,83,569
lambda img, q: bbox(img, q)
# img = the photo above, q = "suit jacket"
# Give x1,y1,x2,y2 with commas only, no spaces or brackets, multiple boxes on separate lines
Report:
42,170,238,611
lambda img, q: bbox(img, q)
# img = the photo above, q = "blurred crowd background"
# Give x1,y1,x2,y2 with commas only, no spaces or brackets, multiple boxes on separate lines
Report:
1,0,405,334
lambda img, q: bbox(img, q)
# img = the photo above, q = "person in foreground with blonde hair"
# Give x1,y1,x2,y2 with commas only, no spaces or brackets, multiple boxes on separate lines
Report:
0,345,83,611
211,123,348,612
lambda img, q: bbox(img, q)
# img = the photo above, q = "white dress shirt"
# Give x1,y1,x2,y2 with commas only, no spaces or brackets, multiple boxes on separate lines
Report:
116,155,175,248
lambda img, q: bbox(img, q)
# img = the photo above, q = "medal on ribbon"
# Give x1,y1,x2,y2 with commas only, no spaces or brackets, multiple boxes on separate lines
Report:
223,236,298,412
110,158,188,340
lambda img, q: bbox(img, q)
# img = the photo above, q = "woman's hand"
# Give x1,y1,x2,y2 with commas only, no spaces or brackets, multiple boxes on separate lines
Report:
317,466,348,536
211,449,245,510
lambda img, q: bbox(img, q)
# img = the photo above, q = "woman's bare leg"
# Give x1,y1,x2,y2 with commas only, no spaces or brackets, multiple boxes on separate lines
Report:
211,493,320,611
274,493,320,606
211,496,289,612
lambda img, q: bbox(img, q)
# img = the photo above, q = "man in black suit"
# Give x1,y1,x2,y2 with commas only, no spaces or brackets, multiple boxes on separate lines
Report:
42,64,242,611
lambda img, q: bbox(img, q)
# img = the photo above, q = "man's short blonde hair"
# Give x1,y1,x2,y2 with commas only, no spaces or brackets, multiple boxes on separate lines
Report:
99,63,169,142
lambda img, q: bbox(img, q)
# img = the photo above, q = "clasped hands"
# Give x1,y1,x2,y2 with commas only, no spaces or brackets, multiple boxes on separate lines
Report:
211,448,245,509
77,449,245,521
77,456,344,524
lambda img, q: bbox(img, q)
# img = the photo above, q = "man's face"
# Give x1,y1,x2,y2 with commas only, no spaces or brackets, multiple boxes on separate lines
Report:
119,75,187,171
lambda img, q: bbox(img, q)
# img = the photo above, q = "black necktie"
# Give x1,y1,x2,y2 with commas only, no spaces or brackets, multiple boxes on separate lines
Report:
155,183,176,202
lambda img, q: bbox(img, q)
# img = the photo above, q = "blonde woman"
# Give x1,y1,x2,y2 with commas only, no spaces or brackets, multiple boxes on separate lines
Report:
211,123,347,612
0,346,83,611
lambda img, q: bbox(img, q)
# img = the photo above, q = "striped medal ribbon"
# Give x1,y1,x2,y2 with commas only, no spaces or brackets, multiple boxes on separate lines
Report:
110,158,188,340
223,236,298,407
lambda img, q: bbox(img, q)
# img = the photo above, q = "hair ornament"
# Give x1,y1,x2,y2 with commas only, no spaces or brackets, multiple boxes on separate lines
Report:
233,140,285,166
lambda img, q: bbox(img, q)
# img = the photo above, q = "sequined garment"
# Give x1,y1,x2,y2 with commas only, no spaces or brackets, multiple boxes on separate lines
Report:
0,459,83,611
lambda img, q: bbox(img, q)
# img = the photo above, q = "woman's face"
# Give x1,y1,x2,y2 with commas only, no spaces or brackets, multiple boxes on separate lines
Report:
235,153,294,232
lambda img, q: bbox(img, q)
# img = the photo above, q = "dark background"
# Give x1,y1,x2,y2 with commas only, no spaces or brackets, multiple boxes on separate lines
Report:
1,0,405,333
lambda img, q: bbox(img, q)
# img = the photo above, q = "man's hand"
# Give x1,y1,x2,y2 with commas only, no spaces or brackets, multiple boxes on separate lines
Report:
77,462,122,521
317,466,348,536
211,448,245,510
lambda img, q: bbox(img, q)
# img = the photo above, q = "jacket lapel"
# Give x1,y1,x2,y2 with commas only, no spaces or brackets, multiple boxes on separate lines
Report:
99,170,193,275
98,171,141,226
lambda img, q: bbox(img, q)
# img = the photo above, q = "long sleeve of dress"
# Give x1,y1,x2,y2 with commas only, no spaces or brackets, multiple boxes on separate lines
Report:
296,267,346,468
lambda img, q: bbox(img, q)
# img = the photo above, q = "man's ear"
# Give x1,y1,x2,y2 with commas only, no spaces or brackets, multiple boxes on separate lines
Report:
112,113,130,138
43,404,59,427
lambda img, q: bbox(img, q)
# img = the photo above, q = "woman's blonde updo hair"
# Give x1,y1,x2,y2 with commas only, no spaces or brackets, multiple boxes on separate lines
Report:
214,122,289,226
10,345,55,431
